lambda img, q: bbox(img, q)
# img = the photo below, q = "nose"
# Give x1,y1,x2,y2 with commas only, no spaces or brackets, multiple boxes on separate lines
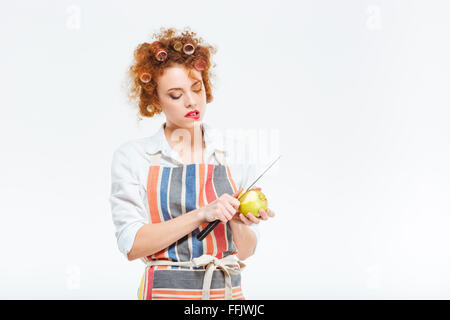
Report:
184,91,197,108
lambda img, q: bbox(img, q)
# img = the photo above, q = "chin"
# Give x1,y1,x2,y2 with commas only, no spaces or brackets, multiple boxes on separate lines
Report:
184,118,202,126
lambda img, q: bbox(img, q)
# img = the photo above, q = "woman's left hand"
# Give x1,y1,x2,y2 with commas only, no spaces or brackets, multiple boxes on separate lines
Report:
231,187,275,225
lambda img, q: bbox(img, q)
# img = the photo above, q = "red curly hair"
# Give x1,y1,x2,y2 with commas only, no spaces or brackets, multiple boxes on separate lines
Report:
126,26,218,120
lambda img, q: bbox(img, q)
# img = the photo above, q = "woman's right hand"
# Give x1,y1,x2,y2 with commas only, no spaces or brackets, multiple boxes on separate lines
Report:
198,188,243,224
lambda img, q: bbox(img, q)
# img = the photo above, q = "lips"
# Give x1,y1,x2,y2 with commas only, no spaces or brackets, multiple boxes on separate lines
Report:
184,109,200,119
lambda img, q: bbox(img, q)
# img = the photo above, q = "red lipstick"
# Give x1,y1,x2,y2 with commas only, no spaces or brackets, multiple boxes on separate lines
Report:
184,109,200,120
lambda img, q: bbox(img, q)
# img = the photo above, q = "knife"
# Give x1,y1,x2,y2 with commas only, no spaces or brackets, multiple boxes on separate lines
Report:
196,155,281,241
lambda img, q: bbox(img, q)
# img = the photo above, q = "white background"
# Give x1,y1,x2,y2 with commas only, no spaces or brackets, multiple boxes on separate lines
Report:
1,0,449,299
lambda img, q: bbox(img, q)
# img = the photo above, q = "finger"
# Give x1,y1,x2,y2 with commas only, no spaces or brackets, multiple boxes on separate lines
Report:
267,208,275,217
223,201,237,216
224,194,240,210
220,205,233,222
215,206,227,224
239,213,252,225
219,213,228,224
232,188,243,198
259,208,269,220
246,212,260,224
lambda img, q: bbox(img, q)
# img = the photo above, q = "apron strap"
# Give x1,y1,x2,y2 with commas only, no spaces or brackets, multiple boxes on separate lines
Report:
146,254,246,300
148,152,162,166
213,150,227,166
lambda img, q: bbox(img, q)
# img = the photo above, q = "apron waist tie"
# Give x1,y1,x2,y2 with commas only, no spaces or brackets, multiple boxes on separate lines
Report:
145,254,246,300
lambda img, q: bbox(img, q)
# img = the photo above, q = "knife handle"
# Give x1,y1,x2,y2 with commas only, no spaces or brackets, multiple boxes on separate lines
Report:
197,187,249,241
196,220,221,241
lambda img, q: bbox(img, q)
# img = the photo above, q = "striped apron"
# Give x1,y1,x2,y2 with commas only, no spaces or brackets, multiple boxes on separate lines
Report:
137,150,246,300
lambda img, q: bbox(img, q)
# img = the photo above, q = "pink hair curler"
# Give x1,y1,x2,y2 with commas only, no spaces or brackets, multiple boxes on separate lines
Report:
193,58,207,71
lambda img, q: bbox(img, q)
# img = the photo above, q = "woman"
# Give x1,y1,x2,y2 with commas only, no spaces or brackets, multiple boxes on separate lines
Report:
110,27,275,300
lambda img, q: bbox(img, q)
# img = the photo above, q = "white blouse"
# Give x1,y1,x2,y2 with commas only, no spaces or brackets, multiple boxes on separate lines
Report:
109,122,260,262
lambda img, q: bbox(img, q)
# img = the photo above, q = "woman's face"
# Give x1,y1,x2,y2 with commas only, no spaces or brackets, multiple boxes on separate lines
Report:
156,64,207,129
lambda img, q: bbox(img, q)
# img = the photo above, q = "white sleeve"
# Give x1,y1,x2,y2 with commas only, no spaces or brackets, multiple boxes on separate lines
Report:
109,143,147,260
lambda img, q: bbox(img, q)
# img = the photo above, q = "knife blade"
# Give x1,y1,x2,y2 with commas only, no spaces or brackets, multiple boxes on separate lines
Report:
196,155,281,241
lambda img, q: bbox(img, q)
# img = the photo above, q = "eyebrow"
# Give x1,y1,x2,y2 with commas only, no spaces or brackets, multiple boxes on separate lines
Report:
167,80,201,92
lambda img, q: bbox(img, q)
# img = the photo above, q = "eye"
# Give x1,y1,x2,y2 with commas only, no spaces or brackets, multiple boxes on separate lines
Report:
170,88,202,100
194,83,203,92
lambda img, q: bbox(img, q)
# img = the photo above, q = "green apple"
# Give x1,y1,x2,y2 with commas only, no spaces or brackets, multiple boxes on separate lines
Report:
238,188,268,218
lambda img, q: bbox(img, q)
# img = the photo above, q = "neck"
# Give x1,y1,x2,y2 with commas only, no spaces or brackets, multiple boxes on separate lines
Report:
164,121,204,163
